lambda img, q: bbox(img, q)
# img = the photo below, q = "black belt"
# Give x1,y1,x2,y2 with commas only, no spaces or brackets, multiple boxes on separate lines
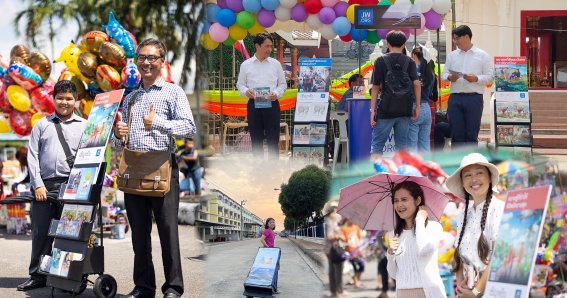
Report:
454,92,481,96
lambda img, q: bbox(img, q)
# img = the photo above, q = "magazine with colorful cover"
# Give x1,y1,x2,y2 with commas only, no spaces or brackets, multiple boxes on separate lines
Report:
253,87,272,109
59,252,72,277
310,147,325,164
292,147,311,161
293,124,310,145
485,185,552,298
494,57,528,92
309,124,327,145
63,166,98,200
298,58,332,93
49,248,65,275
56,205,77,236
74,89,124,166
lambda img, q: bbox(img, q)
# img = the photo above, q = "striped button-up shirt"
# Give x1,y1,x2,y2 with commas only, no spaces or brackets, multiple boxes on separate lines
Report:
113,77,196,152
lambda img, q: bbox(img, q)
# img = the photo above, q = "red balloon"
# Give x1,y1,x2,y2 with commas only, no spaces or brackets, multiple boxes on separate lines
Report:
340,33,353,42
160,62,174,83
9,109,33,136
0,77,13,113
360,0,377,4
305,0,323,14
349,0,363,4
30,87,56,115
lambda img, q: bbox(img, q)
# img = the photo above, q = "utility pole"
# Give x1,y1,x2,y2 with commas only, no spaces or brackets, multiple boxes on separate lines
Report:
240,200,247,240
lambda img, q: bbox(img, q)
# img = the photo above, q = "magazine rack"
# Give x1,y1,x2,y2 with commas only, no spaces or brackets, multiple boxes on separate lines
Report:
39,162,117,297
243,247,281,298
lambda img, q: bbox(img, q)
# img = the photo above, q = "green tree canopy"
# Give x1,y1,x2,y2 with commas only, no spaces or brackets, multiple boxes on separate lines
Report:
15,0,206,87
278,165,331,223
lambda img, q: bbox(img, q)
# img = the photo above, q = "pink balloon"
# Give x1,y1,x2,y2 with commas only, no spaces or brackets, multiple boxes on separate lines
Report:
209,23,230,42
321,0,338,7
415,14,426,36
257,9,276,27
291,3,308,22
424,10,442,30
333,1,349,17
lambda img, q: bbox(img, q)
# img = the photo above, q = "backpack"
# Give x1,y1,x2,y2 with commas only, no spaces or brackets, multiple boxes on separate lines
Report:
378,54,415,119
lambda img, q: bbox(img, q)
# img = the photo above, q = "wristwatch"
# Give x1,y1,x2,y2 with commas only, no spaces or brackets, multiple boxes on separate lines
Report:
472,288,483,298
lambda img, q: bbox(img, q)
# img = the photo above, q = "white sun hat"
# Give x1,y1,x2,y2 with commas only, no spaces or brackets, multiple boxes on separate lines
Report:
445,153,499,199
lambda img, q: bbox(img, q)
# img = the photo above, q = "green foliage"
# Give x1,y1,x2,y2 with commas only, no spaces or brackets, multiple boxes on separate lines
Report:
283,216,301,231
279,165,331,223
15,0,206,87
207,34,256,78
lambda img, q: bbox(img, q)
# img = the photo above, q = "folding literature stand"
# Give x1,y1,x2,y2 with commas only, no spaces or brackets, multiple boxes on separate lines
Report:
39,162,117,297
243,247,282,298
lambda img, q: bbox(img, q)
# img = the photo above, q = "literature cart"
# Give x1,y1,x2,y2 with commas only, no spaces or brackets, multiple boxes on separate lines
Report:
38,162,117,297
292,58,332,165
243,247,281,298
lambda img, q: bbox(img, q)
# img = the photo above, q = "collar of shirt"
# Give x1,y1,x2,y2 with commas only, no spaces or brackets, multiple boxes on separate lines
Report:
48,113,84,123
251,54,270,64
457,45,479,55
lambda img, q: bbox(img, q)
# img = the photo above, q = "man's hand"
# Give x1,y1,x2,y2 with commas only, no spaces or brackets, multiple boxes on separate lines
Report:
246,89,254,98
270,92,277,101
144,104,155,130
35,186,47,202
371,111,377,128
447,74,459,82
463,74,479,83
113,112,128,139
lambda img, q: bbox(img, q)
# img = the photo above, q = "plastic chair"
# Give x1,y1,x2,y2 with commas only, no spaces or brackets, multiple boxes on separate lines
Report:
329,111,349,171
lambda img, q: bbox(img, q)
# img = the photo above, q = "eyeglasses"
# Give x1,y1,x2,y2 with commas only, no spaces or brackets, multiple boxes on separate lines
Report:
136,55,163,63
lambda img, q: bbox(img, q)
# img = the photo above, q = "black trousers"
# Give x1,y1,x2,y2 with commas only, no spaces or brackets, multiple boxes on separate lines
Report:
29,177,67,281
124,156,183,296
247,99,281,159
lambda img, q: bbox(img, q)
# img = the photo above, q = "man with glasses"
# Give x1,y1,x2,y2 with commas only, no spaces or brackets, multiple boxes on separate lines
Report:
442,25,494,148
236,32,287,159
113,38,196,298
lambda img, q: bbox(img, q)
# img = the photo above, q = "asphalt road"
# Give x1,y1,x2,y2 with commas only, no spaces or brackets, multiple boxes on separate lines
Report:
0,224,205,298
204,237,324,298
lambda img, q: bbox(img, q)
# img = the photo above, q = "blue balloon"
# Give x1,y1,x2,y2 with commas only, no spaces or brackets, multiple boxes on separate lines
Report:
396,165,422,177
206,4,221,23
197,21,211,37
261,0,280,11
350,28,368,42
374,162,390,173
243,0,262,13
332,17,351,36
217,8,237,27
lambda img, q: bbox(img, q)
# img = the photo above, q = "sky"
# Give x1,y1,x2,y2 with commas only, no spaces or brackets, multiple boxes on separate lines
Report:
0,1,194,92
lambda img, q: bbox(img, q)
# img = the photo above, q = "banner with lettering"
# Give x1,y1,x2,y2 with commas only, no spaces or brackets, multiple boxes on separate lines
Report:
485,185,552,298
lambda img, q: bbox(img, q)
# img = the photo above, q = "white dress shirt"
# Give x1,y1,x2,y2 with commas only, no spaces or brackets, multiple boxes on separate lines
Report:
454,197,505,279
386,219,447,298
236,55,287,99
441,45,494,94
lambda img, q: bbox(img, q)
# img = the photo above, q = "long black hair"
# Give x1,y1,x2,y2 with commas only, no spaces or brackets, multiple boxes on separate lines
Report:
391,181,428,236
411,46,435,95
264,217,275,230
452,168,494,273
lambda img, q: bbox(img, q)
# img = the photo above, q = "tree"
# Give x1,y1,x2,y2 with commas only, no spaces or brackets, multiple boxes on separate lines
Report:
283,216,301,232
278,165,331,224
15,0,206,87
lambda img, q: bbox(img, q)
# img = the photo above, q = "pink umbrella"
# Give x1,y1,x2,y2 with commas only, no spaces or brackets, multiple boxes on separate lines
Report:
338,173,449,231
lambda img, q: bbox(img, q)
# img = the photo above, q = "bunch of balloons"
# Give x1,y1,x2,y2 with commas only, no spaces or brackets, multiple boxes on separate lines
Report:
54,11,174,118
200,0,451,50
0,45,55,136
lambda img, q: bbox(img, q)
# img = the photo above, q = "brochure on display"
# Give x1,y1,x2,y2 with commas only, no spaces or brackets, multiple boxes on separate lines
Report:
292,147,325,164
294,93,329,122
55,204,94,238
297,58,332,93
45,248,83,277
495,101,531,123
496,125,532,146
62,165,99,201
485,185,552,298
494,57,529,92
293,124,327,145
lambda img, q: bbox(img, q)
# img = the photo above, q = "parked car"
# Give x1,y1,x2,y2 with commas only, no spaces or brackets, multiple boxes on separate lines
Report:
279,231,287,238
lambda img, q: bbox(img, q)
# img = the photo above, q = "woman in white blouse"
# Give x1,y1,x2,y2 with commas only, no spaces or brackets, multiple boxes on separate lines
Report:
446,153,505,298
386,180,446,298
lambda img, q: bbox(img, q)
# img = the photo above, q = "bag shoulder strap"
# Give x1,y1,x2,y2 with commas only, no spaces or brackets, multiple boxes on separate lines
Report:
53,118,74,168
401,56,410,73
383,55,393,72
124,92,139,149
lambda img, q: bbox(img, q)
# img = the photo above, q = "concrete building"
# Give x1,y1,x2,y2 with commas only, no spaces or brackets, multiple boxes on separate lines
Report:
196,189,263,242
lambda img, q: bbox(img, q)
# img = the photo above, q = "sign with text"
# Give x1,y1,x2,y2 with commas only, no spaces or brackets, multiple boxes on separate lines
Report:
485,185,552,298
354,5,421,30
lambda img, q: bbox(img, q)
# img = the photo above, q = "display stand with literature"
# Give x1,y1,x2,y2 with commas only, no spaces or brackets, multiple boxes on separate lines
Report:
493,57,533,153
243,247,281,298
292,58,332,165
37,89,124,297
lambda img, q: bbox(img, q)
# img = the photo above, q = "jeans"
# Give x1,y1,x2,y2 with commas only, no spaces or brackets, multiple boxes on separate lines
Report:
408,102,432,153
350,258,365,274
371,117,410,154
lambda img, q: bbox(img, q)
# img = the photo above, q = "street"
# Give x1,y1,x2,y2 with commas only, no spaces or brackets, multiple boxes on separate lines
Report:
0,224,205,298
204,237,324,298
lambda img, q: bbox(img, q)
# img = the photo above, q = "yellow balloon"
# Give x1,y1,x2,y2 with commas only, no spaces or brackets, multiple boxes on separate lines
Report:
31,112,45,127
54,41,91,84
229,25,248,41
81,98,94,116
7,85,31,112
347,4,358,24
0,117,11,133
438,248,455,263
248,19,266,36
201,33,219,50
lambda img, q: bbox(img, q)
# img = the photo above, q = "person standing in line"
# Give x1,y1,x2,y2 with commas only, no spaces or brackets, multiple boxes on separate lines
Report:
342,219,366,288
442,25,494,148
325,202,346,297
408,46,436,153
386,181,446,298
113,38,196,298
18,80,87,291
260,217,280,293
338,74,364,112
236,33,287,159
370,31,421,163
446,153,505,298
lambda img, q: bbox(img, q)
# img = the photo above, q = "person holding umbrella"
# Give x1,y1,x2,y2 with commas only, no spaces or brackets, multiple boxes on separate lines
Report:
385,180,446,298
446,153,505,298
